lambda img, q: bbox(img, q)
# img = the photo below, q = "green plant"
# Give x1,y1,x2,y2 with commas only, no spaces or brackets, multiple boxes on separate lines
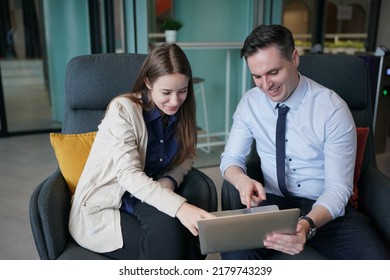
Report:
161,19,183,31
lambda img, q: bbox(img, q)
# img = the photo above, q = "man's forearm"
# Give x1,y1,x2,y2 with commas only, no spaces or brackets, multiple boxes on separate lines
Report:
224,165,248,187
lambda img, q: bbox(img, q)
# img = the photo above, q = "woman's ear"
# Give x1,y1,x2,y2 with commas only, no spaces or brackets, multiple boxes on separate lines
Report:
144,77,152,90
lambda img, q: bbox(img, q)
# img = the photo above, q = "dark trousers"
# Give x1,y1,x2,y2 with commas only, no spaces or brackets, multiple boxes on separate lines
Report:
221,194,390,260
103,202,203,260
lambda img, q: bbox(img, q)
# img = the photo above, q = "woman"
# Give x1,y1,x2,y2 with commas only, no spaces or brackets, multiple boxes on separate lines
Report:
68,43,214,259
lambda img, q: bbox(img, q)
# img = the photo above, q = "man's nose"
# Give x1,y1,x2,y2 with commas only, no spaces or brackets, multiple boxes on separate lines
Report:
262,76,273,90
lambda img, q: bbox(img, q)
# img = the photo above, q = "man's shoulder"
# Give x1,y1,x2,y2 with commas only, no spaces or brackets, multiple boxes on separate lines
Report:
301,75,328,91
302,76,344,103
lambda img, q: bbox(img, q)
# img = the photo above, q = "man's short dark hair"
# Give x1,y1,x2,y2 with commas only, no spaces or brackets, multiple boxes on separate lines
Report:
241,25,295,61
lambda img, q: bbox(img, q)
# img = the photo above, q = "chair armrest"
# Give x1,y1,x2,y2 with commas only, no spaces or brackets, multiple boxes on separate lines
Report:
30,169,71,259
221,180,245,211
30,175,50,259
358,164,390,246
246,159,264,184
176,168,218,212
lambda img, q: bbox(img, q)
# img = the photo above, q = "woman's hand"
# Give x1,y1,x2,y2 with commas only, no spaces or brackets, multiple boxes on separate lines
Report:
157,177,175,191
176,202,216,236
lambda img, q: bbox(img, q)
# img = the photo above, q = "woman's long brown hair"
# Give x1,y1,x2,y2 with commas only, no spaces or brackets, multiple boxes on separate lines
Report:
126,43,197,168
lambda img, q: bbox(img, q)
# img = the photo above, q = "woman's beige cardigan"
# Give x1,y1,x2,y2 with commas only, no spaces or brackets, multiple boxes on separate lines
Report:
69,96,192,253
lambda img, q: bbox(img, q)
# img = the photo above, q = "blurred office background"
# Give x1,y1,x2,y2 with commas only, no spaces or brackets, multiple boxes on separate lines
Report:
1,0,390,139
1,0,390,259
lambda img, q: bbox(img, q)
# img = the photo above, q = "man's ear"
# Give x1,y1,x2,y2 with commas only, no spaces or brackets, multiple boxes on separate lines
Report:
292,49,300,68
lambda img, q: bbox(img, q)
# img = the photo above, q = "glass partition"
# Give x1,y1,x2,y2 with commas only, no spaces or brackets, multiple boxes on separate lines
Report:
148,0,173,44
0,0,61,135
282,0,371,55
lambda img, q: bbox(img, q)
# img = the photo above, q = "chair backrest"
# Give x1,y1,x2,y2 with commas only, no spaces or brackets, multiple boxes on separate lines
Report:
30,53,147,259
62,53,147,133
246,54,376,175
298,54,376,171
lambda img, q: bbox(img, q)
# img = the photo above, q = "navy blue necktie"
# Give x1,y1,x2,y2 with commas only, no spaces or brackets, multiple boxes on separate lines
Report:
276,104,291,196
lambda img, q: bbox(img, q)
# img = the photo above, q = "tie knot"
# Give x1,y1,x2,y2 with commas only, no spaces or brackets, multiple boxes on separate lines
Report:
277,104,289,115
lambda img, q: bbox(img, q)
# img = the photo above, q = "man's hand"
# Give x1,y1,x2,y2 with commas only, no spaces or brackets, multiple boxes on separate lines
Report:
236,176,266,208
224,166,266,208
263,221,307,255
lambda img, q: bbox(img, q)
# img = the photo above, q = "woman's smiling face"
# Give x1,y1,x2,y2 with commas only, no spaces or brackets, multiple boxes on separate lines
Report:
146,73,189,115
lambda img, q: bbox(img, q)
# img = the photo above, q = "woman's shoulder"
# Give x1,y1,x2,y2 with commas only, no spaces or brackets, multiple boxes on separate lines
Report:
112,93,141,105
109,94,142,112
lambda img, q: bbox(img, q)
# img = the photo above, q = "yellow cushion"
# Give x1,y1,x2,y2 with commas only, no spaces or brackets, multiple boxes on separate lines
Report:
50,132,97,195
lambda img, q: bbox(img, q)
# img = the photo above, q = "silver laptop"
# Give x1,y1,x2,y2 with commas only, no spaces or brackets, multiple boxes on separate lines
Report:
198,205,300,254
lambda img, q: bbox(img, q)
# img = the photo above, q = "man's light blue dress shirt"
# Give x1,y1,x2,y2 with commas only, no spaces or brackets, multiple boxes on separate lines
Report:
220,74,357,219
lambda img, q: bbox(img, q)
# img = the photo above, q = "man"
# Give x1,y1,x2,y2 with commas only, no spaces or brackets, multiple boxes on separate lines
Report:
220,24,390,259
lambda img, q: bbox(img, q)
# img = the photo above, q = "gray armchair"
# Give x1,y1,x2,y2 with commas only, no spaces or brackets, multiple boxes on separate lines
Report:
29,53,218,260
221,54,390,259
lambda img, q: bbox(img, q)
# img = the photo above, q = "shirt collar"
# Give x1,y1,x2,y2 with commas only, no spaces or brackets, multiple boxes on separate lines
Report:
143,106,177,125
273,73,307,111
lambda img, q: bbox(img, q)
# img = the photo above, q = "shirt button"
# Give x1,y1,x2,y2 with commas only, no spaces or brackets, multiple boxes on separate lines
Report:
289,158,292,161
160,139,164,143
159,158,163,162
297,184,301,187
